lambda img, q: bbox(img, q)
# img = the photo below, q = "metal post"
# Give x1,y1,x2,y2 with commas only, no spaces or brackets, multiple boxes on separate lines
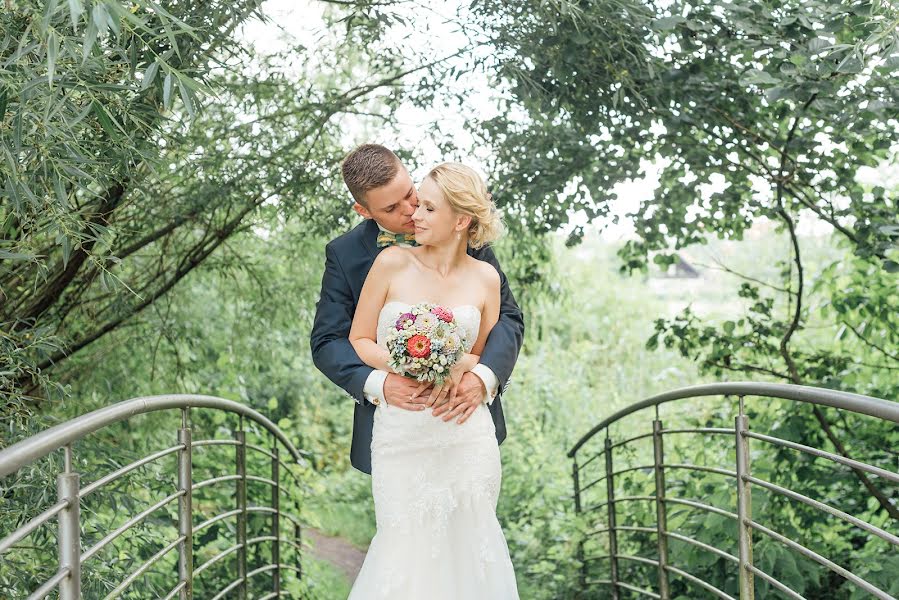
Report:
604,436,620,600
652,420,670,600
178,409,193,600
235,424,248,600
572,456,586,594
735,397,754,600
271,445,281,595
58,445,81,600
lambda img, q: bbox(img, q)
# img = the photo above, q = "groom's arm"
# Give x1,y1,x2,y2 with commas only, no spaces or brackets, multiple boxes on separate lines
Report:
310,242,373,404
473,245,525,398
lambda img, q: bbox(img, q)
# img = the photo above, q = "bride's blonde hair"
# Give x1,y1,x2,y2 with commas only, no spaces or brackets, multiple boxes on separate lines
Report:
424,163,504,249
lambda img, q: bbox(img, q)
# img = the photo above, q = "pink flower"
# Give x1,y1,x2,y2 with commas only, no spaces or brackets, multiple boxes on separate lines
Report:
431,306,454,323
407,335,431,358
395,312,416,330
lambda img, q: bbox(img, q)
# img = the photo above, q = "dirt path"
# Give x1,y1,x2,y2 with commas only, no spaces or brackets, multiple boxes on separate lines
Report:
304,528,367,583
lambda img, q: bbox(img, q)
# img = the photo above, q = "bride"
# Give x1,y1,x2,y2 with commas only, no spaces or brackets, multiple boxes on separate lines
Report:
347,162,519,599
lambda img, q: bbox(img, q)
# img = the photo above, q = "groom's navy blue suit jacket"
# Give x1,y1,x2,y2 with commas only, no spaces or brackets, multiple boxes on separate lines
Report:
310,218,525,474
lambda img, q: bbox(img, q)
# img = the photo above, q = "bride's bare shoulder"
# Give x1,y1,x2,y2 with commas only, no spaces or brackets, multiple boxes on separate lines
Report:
372,246,414,270
468,256,500,288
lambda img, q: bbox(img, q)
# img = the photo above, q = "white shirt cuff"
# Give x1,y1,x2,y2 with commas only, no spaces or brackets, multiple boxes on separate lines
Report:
470,364,499,405
363,370,388,406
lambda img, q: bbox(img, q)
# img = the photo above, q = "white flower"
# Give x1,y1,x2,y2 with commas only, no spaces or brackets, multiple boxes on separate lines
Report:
416,313,438,333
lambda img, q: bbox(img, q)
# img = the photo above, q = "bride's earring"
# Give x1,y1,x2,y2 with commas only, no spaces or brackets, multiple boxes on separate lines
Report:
456,232,461,241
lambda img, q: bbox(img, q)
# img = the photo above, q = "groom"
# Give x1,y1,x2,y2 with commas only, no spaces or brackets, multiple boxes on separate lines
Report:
310,144,525,474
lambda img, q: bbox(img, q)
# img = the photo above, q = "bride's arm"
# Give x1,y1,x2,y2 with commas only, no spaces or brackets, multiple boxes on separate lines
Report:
349,248,404,373
457,353,480,371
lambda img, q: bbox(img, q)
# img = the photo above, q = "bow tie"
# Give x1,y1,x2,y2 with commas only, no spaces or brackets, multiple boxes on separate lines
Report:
376,231,418,248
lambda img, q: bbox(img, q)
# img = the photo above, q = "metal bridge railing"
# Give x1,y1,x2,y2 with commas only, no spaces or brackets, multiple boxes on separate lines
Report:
0,394,308,599
568,382,899,600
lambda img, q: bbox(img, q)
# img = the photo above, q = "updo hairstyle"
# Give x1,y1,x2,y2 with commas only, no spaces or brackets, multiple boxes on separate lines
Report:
424,162,504,249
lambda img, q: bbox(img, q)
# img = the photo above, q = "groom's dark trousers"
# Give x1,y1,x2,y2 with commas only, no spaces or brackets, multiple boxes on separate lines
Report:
310,218,525,474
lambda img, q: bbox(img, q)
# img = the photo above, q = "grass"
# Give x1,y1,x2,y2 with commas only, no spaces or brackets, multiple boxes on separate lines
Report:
301,554,353,600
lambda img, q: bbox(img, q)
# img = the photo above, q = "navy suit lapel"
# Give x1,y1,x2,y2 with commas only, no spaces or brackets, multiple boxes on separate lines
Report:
361,219,380,259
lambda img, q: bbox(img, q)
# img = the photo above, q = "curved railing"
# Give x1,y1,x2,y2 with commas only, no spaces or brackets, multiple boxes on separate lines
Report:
0,394,308,599
568,382,899,600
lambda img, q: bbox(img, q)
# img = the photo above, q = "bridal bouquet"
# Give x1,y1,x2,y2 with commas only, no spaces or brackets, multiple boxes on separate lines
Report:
385,302,467,384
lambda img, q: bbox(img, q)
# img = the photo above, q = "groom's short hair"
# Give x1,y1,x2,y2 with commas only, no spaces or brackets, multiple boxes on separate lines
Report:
341,144,401,207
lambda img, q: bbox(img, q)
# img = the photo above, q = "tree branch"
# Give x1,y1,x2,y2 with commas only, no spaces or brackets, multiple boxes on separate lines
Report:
842,320,899,364
32,195,266,372
708,360,791,380
18,183,126,326
693,257,796,296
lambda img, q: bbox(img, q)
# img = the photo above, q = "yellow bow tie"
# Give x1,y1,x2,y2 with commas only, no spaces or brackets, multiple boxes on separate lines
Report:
376,231,418,248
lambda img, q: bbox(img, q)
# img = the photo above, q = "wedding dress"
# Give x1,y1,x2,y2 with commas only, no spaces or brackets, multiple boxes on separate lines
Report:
347,301,519,600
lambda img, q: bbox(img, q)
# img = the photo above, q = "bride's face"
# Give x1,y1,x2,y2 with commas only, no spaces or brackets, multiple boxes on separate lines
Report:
412,178,466,246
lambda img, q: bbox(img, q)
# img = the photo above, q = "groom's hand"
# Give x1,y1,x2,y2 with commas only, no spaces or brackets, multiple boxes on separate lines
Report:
384,373,432,411
432,372,485,424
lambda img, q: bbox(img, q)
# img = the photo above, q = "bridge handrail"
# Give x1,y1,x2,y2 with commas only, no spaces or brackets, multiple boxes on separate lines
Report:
568,381,899,457
0,394,304,478
0,394,306,599
567,381,899,600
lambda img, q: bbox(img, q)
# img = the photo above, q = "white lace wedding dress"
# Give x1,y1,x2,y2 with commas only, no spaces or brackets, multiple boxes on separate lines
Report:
347,302,519,600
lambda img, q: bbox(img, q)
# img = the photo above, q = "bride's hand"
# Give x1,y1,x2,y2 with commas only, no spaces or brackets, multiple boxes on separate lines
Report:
425,358,471,407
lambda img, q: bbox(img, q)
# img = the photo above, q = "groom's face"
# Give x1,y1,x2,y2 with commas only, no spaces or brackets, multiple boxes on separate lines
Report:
353,166,418,234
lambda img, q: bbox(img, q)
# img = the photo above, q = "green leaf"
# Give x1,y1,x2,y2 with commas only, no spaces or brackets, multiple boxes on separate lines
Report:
47,30,58,87
765,87,790,102
129,38,138,78
141,61,160,91
779,62,798,75
808,38,831,54
106,3,121,37
836,54,863,74
178,79,194,118
0,249,36,261
652,16,685,32
4,177,20,211
13,110,22,153
92,2,110,37
61,235,72,268
53,172,69,208
163,72,173,109
835,324,847,341
0,89,7,122
67,0,83,29
92,101,117,138
740,69,780,87
81,18,98,62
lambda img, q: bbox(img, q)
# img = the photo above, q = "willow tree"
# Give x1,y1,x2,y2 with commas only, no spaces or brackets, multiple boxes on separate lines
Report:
0,1,452,422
